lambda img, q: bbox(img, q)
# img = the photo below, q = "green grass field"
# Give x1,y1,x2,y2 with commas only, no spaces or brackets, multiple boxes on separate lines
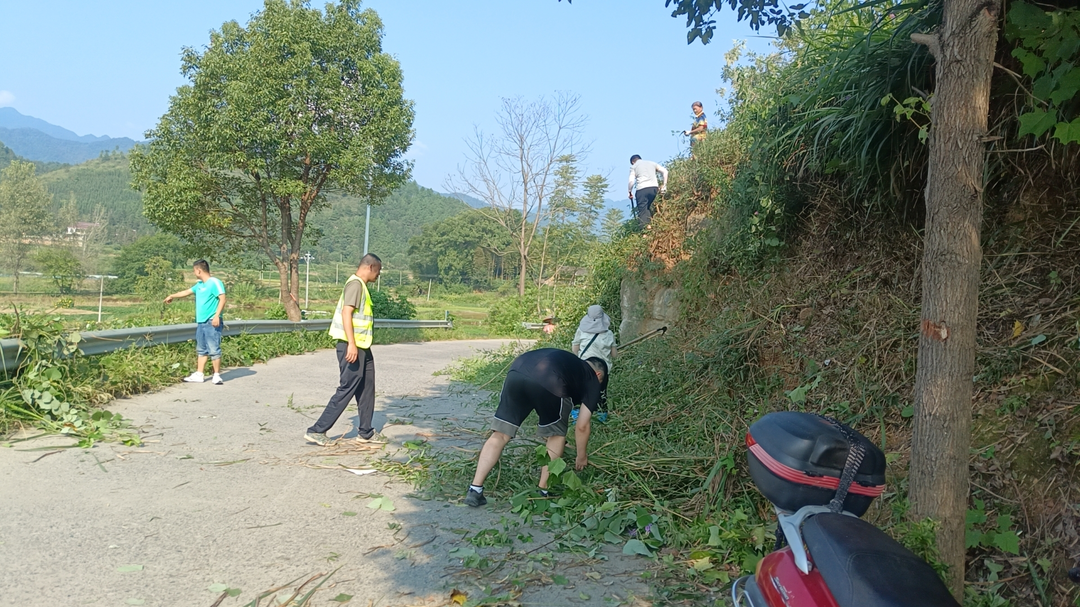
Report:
0,269,515,341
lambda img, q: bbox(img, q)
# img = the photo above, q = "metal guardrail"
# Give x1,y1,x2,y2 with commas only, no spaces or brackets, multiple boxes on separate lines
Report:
373,319,454,329
0,318,452,371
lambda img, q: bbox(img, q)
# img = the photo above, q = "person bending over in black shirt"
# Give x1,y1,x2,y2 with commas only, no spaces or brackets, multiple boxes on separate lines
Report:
464,348,607,507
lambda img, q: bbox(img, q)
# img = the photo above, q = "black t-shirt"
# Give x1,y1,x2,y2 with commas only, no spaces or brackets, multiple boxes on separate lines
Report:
510,348,601,412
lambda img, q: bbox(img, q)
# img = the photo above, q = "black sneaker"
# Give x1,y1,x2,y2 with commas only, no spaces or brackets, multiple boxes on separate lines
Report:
464,488,487,507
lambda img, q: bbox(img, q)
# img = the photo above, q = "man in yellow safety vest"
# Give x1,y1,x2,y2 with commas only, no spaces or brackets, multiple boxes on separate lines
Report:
305,253,382,446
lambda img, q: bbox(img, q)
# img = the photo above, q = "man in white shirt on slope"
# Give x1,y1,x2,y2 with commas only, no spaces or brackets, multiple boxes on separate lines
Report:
628,154,669,227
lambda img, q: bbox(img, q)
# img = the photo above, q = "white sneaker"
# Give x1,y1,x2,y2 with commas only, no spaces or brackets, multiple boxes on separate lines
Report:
211,374,223,385
182,372,205,383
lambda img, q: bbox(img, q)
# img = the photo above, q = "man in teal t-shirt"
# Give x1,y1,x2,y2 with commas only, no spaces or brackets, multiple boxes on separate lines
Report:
164,259,227,384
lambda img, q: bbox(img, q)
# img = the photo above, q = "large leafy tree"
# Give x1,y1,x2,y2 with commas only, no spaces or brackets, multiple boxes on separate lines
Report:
111,233,188,294
34,248,84,295
0,161,54,294
407,209,513,287
535,156,606,288
131,0,414,321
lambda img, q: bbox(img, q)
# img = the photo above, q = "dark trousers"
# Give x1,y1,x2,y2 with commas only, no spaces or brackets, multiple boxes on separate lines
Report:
634,186,658,225
307,341,375,438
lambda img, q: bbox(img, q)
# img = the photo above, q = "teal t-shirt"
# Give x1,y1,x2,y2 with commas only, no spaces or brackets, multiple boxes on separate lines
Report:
191,277,226,323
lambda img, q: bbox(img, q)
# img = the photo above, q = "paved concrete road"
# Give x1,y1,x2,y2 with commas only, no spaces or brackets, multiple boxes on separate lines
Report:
0,340,650,607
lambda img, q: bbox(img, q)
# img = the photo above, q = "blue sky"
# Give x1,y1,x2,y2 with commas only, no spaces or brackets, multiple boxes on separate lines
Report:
0,1,771,198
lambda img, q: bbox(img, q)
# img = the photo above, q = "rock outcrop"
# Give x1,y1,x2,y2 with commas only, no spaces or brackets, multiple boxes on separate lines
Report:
619,274,679,340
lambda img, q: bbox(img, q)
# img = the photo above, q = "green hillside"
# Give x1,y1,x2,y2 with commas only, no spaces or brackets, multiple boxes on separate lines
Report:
311,182,469,270
29,151,465,267
0,141,69,175
40,151,149,239
0,142,17,173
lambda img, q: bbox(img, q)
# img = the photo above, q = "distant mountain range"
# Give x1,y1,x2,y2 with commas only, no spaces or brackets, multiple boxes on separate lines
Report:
0,136,472,257
444,192,487,209
0,139,69,175
447,191,627,223
0,108,140,164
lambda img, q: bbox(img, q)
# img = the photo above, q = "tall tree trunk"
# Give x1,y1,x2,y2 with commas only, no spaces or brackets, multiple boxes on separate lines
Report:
517,248,527,297
518,197,529,297
12,256,19,295
289,257,302,321
537,228,550,290
277,260,302,321
910,0,1000,598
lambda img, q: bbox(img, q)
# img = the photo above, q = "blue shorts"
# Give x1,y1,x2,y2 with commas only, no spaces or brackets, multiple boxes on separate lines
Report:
195,321,223,359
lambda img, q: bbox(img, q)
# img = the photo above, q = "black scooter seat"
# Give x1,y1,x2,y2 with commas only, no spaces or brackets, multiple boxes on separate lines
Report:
801,513,960,607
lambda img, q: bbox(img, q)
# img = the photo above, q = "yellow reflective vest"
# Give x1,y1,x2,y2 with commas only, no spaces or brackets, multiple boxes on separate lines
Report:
328,275,373,348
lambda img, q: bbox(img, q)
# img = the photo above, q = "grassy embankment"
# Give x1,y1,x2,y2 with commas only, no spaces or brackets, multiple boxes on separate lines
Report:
399,141,1080,606
414,192,1078,606
386,2,1080,602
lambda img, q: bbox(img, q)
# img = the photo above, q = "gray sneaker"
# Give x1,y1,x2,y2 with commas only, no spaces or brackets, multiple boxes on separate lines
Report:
354,432,387,445
464,489,487,508
305,432,331,446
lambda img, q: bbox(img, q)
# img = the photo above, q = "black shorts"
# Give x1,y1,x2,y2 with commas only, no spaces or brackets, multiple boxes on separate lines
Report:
491,370,573,439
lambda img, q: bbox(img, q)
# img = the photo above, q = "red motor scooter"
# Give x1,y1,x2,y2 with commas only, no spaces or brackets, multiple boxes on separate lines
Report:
731,411,960,607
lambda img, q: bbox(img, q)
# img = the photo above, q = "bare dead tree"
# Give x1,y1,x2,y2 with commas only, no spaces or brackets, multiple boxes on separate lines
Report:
447,93,588,297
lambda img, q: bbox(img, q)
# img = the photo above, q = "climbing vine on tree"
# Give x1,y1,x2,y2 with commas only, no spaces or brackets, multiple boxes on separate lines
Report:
1007,1,1080,144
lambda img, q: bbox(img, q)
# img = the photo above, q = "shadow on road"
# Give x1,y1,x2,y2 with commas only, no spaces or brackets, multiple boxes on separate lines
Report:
0,339,651,606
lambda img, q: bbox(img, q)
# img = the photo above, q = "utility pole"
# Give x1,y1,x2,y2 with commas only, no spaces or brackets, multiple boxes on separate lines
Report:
427,278,432,303
92,274,117,323
363,204,371,256
302,252,314,309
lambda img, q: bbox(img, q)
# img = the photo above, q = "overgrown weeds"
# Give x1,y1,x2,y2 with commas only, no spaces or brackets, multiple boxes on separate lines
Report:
411,333,782,602
410,167,1080,605
0,314,338,441
632,168,1079,604
602,1,1080,599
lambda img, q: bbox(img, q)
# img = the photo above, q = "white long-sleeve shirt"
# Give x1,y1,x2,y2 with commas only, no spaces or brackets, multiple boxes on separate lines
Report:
572,329,616,370
628,160,668,192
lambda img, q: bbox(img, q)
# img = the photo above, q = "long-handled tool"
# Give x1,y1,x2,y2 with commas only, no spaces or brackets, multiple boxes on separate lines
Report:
616,325,667,350
572,325,667,425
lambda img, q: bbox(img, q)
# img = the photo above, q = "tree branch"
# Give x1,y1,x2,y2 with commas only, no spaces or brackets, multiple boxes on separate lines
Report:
911,33,940,59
